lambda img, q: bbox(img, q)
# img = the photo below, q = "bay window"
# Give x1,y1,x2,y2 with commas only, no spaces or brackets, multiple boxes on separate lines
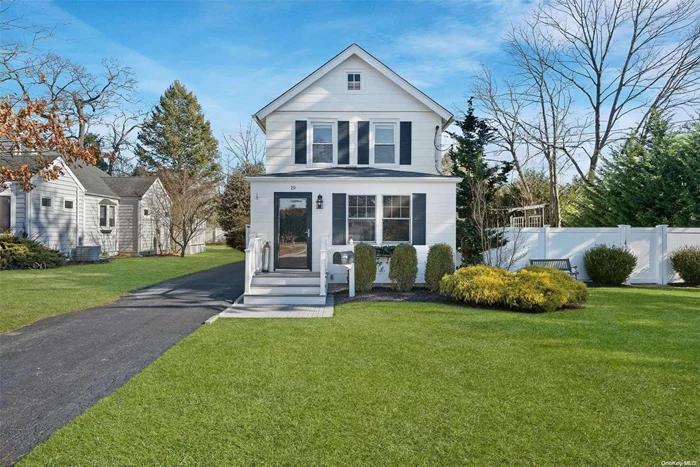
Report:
99,203,116,231
348,195,376,242
382,195,410,242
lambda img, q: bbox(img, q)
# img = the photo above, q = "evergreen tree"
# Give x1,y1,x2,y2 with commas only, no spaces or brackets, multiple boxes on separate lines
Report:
136,80,220,177
217,162,265,250
574,113,700,227
448,98,512,264
136,81,222,255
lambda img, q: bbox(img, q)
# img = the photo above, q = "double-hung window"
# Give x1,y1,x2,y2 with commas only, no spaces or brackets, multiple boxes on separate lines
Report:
348,195,376,242
99,204,116,230
347,72,361,91
374,124,396,164
382,195,410,242
312,123,333,163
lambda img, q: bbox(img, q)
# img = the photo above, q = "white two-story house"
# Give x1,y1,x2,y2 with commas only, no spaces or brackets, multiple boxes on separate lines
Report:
244,44,458,305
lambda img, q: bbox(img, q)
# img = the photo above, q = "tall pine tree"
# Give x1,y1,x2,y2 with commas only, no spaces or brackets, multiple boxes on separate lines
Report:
136,81,222,256
448,98,512,264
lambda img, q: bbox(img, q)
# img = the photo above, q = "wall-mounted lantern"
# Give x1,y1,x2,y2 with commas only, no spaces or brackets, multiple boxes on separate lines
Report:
316,194,323,209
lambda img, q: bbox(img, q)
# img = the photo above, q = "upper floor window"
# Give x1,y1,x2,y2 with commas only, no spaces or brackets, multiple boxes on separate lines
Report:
41,197,52,208
63,199,74,210
374,124,396,164
347,72,361,91
312,123,333,163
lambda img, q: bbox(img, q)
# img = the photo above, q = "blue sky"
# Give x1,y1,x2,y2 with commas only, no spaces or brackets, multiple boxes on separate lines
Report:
8,0,533,140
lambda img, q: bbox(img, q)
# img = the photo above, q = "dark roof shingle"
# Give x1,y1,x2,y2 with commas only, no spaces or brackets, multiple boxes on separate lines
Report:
248,167,458,179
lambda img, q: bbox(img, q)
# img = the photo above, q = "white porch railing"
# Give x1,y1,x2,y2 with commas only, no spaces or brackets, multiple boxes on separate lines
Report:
244,236,263,295
319,235,328,296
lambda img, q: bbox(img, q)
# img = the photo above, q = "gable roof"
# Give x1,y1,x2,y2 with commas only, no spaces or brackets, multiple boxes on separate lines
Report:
253,44,454,132
69,163,121,198
102,176,158,198
0,151,59,172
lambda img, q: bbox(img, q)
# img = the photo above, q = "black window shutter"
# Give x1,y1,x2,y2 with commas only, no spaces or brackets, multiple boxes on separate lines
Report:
332,193,347,245
412,193,426,245
357,121,369,165
400,121,412,165
338,121,349,165
295,120,307,164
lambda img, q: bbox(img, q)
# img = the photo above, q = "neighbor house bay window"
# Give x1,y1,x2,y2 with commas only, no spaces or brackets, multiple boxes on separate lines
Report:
382,195,410,242
374,124,395,164
312,124,333,163
348,195,376,242
99,204,116,230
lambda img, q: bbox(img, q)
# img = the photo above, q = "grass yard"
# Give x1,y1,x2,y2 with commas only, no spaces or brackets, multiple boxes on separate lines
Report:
0,245,243,332
21,287,700,466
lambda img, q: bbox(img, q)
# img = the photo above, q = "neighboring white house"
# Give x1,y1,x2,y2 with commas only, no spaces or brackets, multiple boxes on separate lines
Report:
244,44,458,305
0,151,176,257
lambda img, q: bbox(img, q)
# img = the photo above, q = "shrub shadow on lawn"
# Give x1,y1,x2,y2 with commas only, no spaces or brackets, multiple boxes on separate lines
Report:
334,287,453,305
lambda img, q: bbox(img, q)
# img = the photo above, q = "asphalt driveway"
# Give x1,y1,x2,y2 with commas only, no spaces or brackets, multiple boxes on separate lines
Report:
0,261,244,465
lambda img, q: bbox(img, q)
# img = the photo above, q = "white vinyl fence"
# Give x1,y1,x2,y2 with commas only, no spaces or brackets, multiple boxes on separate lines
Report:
498,225,700,284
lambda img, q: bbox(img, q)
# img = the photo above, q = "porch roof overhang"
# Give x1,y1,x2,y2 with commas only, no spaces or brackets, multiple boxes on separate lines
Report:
246,167,460,183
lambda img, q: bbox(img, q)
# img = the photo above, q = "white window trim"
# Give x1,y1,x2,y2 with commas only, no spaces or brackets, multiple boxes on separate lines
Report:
307,118,338,167
370,119,400,167
347,194,379,244
63,197,75,211
40,196,53,209
380,194,412,244
344,70,364,94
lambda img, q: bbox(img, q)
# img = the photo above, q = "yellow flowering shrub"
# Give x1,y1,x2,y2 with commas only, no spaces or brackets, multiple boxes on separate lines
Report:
440,264,588,312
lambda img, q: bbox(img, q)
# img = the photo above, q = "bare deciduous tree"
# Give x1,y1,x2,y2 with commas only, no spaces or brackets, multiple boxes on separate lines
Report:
220,120,265,181
102,107,146,175
534,0,700,180
158,168,217,257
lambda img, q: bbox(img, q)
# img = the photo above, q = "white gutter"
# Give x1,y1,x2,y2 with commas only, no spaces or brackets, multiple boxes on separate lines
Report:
246,176,460,183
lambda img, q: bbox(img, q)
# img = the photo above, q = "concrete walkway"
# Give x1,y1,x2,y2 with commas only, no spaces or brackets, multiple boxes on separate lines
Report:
0,261,244,465
219,295,334,319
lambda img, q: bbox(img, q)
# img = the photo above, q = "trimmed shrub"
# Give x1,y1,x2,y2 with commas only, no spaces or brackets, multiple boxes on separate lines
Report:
425,243,455,291
0,234,67,270
389,243,418,292
583,244,637,285
671,246,700,285
354,243,377,292
440,264,588,312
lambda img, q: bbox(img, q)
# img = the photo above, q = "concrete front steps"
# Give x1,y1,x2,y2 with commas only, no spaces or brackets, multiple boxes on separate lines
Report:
244,271,326,305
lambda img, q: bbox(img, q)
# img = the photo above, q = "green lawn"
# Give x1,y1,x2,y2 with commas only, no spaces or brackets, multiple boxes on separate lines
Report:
0,245,243,332
21,287,700,466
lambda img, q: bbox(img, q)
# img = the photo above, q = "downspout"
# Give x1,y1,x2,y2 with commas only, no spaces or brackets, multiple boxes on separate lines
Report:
75,185,80,254
137,199,142,254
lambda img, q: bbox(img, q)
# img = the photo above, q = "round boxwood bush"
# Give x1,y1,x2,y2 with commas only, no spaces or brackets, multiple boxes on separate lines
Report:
583,244,637,285
389,243,418,292
671,246,700,285
425,243,455,291
440,264,588,312
354,243,377,292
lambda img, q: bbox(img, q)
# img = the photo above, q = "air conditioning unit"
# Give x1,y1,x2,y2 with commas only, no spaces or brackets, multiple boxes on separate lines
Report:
75,246,102,262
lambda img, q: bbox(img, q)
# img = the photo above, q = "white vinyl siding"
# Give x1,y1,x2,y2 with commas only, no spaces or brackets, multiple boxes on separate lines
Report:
248,178,456,284
266,55,441,174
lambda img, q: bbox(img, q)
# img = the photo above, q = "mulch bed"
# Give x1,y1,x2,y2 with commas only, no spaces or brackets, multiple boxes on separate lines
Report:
333,287,453,305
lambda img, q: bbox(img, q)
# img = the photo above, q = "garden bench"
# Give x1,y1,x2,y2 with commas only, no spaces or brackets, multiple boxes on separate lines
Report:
529,259,579,279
